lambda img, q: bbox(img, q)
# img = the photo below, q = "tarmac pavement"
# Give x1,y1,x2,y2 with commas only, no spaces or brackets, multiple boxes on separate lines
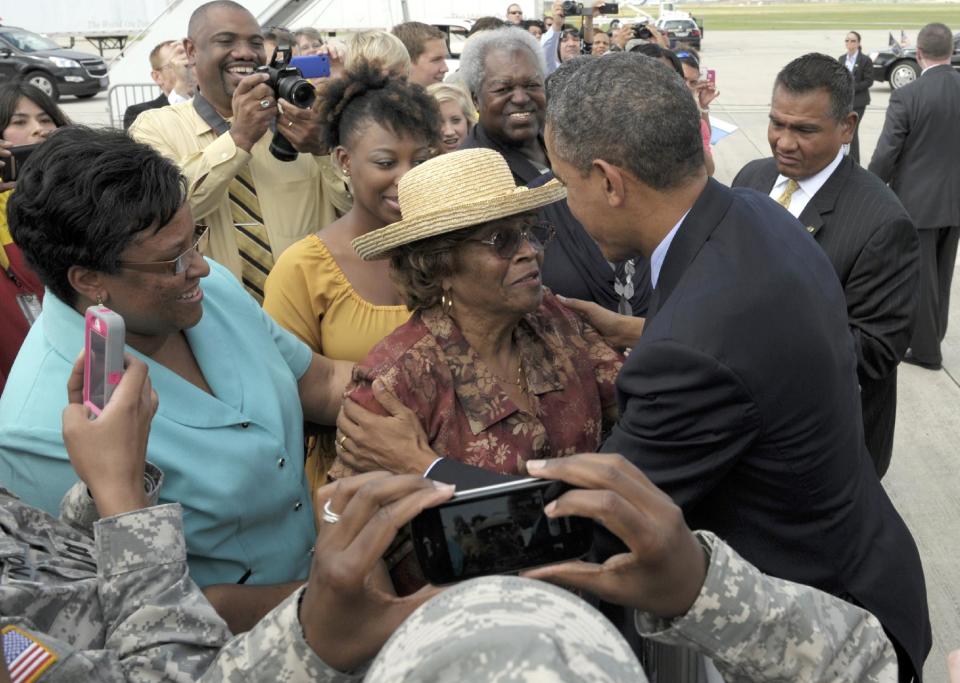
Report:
58,28,959,680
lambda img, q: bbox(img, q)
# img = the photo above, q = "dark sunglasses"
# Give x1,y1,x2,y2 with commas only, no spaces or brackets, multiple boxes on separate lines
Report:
470,220,555,259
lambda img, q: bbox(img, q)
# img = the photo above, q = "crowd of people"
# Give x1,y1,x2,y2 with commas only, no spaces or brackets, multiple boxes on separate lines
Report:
0,0,959,680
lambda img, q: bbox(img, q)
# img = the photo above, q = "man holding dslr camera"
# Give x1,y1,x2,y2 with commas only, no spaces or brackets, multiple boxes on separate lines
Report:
130,0,339,302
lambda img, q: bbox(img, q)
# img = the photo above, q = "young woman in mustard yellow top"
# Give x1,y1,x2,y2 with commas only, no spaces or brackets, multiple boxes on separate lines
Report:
263,64,441,483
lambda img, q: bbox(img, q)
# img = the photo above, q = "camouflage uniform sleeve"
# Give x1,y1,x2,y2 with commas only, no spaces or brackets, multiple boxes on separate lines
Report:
93,502,232,682
635,531,899,683
199,586,363,682
59,462,165,533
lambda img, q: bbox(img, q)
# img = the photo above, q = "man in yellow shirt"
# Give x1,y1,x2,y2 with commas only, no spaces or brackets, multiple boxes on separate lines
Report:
130,0,342,302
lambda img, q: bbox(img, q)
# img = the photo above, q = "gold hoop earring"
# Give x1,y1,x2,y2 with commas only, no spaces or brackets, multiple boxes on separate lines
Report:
441,291,453,315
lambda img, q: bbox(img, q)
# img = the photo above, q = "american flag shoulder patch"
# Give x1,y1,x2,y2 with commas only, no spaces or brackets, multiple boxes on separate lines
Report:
2,625,58,683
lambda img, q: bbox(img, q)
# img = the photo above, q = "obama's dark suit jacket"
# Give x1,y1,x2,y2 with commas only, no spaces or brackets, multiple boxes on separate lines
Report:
732,155,920,476
433,179,931,680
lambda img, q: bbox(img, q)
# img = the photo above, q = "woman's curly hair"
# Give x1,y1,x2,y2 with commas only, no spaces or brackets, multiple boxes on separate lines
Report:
318,61,442,150
389,226,475,310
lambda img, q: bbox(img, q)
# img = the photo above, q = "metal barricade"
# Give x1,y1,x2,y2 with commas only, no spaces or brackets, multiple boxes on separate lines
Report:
107,83,162,129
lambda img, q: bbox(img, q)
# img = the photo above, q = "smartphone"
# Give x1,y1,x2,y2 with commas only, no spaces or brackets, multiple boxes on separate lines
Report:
290,54,330,79
0,143,41,183
410,477,593,586
83,306,126,417
706,68,716,85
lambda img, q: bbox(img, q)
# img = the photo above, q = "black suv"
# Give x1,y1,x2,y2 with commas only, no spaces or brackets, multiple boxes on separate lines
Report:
871,32,960,90
0,25,108,101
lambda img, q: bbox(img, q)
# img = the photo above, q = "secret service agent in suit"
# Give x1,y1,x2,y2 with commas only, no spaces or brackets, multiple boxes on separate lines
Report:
838,31,873,163
122,39,195,130
733,53,919,478
869,22,960,370
335,54,932,682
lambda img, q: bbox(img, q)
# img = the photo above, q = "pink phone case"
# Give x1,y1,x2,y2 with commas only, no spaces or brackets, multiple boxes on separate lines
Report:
83,306,126,416
707,69,716,85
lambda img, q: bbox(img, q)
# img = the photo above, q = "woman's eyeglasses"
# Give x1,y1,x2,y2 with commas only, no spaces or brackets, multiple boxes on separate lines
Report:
118,225,209,276
470,220,555,259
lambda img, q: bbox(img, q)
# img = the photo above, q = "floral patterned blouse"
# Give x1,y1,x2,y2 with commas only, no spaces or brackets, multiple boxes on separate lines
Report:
335,291,624,476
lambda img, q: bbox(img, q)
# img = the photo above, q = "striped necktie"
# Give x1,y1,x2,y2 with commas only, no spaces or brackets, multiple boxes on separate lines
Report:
229,165,274,303
776,179,801,210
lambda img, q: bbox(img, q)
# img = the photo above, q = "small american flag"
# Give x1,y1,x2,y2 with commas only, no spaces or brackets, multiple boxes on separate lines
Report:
2,627,57,683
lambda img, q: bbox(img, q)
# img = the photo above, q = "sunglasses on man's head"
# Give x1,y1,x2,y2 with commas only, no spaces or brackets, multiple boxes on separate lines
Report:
470,219,555,259
674,51,700,68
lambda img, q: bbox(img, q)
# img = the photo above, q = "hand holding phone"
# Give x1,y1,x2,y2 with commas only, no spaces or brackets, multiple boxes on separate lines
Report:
300,473,456,672
62,353,159,518
410,477,594,585
695,69,720,110
83,306,126,416
523,453,708,620
0,143,40,183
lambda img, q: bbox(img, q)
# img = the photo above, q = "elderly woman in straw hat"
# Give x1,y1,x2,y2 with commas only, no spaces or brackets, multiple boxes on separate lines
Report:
331,147,623,481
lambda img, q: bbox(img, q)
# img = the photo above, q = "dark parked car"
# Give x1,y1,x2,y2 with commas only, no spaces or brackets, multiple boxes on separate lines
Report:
871,31,960,90
0,24,108,101
656,17,702,50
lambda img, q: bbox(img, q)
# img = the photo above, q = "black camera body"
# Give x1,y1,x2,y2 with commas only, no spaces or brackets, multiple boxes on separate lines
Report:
561,1,589,16
255,45,316,162
254,63,316,109
632,23,655,40
561,1,618,16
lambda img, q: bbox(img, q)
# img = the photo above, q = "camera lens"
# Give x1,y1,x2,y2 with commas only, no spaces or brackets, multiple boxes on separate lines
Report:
277,75,316,108
288,81,316,108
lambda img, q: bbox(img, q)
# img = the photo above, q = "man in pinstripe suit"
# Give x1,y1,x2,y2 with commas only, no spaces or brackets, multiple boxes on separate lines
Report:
733,53,920,478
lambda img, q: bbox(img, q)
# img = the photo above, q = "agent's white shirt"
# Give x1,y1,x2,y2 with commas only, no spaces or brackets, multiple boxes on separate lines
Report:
769,148,844,218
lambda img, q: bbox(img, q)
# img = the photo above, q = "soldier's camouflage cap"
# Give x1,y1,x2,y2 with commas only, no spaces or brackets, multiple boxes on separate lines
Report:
366,575,649,682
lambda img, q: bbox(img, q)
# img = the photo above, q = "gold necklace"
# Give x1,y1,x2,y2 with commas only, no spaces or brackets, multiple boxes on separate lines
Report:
489,355,527,393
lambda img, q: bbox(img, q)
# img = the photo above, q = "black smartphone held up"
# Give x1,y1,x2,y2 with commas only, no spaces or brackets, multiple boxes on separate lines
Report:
410,477,593,586
0,143,41,183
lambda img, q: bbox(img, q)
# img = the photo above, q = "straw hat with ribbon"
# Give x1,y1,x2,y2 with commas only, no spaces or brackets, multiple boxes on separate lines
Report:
352,148,567,260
